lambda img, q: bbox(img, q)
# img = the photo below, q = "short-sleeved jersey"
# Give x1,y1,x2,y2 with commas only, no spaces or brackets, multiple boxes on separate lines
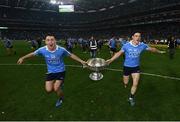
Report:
34,45,71,73
121,41,149,67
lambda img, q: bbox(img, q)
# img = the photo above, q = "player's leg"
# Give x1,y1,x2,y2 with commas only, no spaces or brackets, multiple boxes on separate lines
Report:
123,66,130,88
129,73,140,106
54,72,65,107
45,81,54,93
131,73,140,97
54,80,64,107
123,75,129,88
54,80,64,99
45,73,55,93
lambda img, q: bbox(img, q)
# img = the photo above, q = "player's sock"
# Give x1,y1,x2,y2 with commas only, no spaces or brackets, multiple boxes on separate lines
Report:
59,96,64,101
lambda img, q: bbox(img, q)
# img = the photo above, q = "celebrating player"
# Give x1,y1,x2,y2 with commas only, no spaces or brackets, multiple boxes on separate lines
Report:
17,35,87,108
106,32,166,106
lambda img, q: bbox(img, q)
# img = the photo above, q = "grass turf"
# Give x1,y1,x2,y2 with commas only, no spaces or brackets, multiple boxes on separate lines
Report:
0,41,180,120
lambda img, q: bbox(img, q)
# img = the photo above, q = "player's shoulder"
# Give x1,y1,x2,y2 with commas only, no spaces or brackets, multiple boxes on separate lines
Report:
140,42,145,44
140,42,148,46
57,45,71,54
37,46,46,51
57,45,68,51
123,42,130,47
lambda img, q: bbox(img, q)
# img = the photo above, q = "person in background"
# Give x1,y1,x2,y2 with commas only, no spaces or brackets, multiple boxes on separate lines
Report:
167,36,177,59
2,37,16,55
66,37,73,53
36,37,42,48
89,36,97,58
109,36,117,56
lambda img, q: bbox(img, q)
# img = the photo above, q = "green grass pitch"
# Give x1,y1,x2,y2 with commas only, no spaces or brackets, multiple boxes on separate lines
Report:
0,41,180,120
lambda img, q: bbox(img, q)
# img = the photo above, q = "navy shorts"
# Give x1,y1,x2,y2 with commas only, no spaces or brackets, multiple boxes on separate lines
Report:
123,66,140,76
110,48,117,52
46,71,65,81
6,46,13,49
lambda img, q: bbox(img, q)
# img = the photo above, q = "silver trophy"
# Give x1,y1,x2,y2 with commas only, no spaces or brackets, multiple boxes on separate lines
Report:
86,58,107,81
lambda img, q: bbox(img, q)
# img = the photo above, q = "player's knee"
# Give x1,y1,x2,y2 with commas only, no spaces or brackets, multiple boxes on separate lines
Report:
54,86,61,92
46,88,53,93
132,84,138,88
123,79,129,84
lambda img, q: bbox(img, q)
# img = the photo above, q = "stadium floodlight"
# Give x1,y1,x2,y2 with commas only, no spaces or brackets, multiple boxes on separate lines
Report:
59,5,74,12
50,0,64,5
0,27,8,30
50,0,57,4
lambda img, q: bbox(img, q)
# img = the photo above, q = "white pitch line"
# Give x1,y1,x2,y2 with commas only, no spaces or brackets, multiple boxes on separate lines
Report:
0,63,180,81
105,68,180,81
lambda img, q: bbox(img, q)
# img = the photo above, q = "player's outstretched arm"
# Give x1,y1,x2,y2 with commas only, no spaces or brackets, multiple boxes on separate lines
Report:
17,52,35,64
69,53,87,66
147,47,166,54
106,50,124,65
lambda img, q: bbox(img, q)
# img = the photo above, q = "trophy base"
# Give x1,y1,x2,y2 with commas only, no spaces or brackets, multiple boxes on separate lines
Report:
89,72,103,81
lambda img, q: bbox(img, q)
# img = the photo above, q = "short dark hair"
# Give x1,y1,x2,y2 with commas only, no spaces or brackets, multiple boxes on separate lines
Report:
45,34,56,39
133,32,141,36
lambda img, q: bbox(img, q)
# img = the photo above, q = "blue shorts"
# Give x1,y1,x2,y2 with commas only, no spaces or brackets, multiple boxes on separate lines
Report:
46,71,65,81
123,66,140,76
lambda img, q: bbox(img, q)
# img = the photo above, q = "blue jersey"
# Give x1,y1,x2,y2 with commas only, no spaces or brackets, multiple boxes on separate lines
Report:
121,41,149,67
34,46,71,73
109,39,116,48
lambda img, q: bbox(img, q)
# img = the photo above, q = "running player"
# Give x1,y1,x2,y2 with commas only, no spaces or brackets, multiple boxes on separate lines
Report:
2,37,16,55
17,35,87,108
106,32,166,106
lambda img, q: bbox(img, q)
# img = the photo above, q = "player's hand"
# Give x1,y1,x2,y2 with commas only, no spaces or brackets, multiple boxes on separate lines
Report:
106,59,112,65
17,58,24,64
81,61,87,68
159,51,166,54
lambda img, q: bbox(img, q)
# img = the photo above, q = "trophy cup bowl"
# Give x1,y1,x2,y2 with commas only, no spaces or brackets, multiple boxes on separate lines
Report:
87,58,107,81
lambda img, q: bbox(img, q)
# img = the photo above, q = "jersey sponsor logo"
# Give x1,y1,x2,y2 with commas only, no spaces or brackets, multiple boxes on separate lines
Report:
46,54,61,64
45,55,50,58
128,49,141,58
50,54,56,59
